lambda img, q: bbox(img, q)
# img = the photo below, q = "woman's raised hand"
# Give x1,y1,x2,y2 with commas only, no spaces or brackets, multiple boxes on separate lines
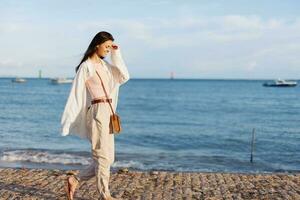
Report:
112,43,118,50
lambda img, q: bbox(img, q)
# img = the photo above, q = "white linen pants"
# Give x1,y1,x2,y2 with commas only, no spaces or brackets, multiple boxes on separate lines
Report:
77,102,115,199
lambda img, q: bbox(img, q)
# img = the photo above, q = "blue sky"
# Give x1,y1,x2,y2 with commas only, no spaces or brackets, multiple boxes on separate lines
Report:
1,0,300,79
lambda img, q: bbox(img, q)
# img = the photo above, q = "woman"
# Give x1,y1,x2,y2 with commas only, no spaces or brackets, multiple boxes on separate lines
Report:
60,31,130,200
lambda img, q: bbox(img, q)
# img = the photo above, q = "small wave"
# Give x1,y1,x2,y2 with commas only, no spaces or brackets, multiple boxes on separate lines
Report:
0,149,149,171
0,149,91,165
112,160,147,170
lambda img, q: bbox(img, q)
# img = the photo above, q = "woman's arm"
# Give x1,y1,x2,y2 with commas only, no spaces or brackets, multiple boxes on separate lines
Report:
60,63,87,136
110,46,130,85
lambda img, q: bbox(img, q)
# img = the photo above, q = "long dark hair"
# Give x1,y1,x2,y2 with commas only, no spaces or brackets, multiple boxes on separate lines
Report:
75,31,114,73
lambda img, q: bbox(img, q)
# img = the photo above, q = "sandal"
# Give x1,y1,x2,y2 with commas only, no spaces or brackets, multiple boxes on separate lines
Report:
64,172,80,200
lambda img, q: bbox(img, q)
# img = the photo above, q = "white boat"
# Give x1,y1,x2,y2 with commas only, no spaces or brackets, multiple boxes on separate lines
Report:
263,79,297,87
50,78,73,84
11,77,27,83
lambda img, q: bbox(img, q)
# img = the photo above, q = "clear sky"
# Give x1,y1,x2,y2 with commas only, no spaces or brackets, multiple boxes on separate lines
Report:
1,0,300,79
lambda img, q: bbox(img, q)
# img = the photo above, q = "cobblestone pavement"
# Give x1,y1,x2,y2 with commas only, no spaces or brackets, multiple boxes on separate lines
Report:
0,168,299,199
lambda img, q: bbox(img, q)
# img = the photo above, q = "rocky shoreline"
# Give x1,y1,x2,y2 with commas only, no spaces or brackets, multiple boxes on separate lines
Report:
0,167,299,199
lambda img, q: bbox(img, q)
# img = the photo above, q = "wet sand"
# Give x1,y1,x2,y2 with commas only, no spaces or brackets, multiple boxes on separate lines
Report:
0,167,299,199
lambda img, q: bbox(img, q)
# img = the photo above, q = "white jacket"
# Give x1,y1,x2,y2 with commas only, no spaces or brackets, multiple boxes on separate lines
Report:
60,48,130,139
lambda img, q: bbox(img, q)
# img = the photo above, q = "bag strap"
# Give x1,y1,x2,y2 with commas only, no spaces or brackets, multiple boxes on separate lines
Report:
95,70,115,115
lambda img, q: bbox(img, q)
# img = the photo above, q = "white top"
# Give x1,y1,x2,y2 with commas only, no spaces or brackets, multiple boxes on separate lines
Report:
60,47,130,139
85,59,115,99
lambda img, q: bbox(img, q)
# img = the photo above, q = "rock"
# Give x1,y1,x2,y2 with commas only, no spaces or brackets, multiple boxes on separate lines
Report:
118,168,129,173
150,171,159,175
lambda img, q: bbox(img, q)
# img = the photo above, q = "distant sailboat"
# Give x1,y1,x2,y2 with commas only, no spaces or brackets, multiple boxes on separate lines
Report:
50,77,73,84
12,77,27,83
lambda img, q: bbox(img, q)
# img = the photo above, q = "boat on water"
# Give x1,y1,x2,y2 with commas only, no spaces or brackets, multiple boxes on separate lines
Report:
50,78,73,84
11,77,27,83
263,79,297,87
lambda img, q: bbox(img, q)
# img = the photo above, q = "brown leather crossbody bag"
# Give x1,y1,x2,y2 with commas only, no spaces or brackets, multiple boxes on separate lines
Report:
95,70,122,134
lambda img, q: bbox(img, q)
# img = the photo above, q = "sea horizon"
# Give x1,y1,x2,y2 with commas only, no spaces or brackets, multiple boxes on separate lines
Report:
2,76,299,81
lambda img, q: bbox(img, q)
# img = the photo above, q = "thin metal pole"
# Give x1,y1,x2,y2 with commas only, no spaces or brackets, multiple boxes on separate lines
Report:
250,128,256,163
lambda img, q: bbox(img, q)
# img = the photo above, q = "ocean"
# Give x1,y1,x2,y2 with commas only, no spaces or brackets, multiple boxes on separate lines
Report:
0,78,299,173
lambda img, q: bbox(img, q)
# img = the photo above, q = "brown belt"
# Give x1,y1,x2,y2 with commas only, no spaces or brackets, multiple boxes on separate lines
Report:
87,98,112,111
91,98,112,104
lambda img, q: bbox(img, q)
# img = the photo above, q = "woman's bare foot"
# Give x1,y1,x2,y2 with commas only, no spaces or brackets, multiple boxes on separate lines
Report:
65,175,79,200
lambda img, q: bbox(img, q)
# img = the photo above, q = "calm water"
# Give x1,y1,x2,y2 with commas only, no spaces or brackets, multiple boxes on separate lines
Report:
0,78,299,173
